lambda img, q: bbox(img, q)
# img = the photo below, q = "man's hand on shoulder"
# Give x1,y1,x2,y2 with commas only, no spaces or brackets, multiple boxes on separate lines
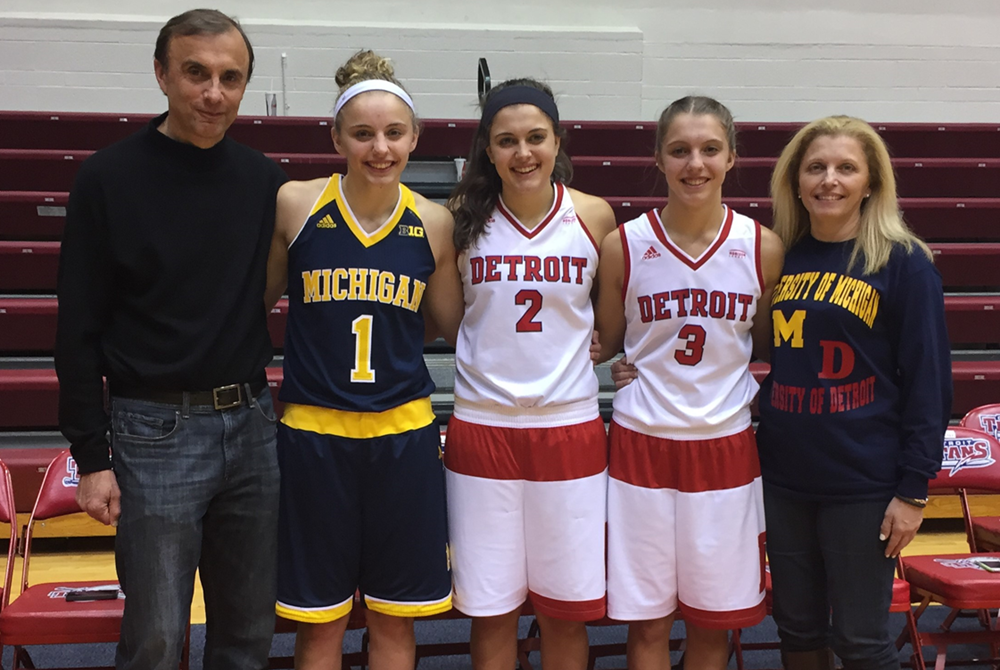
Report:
76,470,121,527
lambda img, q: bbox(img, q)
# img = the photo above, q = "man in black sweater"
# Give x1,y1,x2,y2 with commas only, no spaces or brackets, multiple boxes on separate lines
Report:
55,10,286,669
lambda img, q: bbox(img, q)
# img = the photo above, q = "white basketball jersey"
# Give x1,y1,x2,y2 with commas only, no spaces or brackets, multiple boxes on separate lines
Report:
454,183,601,427
613,206,763,439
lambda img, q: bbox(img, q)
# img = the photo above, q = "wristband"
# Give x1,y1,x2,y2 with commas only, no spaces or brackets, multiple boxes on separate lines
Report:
895,494,928,509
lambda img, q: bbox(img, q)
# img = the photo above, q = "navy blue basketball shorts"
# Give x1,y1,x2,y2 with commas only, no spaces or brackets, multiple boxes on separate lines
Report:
275,404,451,623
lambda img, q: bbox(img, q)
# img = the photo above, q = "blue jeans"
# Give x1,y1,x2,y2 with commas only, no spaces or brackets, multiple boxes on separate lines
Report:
763,486,899,670
111,388,280,670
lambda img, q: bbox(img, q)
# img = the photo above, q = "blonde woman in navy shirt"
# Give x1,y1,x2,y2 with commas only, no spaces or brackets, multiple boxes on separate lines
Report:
757,116,950,670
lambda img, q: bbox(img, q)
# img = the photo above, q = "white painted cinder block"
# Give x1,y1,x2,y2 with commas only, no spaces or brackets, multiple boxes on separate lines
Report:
1,1,999,122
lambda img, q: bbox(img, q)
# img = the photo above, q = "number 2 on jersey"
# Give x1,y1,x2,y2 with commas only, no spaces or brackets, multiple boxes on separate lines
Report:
515,289,543,333
674,324,706,366
351,315,375,383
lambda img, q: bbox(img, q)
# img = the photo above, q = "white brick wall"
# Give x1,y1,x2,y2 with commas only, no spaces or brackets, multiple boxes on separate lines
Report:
1,0,998,122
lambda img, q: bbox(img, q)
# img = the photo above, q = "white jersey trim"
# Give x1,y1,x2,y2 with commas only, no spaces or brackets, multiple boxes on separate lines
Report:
452,397,600,428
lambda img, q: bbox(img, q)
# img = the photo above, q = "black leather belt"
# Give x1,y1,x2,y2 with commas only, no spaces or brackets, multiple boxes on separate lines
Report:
115,377,268,410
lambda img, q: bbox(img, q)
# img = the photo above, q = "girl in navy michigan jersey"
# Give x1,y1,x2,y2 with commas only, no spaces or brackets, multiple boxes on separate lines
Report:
264,50,464,670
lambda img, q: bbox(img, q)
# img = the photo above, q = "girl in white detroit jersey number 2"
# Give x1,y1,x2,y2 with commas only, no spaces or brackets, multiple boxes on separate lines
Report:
444,79,616,670
594,96,783,670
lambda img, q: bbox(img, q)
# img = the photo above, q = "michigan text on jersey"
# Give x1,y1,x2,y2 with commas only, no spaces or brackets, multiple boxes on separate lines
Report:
300,268,426,312
771,271,880,328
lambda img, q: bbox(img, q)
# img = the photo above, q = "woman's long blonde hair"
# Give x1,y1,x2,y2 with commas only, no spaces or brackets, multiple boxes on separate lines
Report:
770,115,932,274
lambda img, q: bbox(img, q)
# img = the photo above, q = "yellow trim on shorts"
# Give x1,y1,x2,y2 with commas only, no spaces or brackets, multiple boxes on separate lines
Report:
280,397,434,439
275,597,353,624
365,592,453,618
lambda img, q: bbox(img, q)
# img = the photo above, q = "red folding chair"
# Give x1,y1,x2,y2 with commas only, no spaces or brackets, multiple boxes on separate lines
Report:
898,427,1000,670
0,449,189,669
0,459,19,664
960,404,1000,551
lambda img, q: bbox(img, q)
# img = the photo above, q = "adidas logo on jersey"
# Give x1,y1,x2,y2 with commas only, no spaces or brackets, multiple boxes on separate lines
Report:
316,214,337,229
642,246,661,260
729,249,747,259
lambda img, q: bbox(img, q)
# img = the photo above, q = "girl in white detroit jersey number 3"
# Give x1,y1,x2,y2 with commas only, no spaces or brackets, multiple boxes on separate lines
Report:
445,79,616,670
595,96,784,670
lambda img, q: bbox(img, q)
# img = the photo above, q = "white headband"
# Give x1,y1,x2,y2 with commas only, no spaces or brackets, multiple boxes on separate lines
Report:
333,80,415,118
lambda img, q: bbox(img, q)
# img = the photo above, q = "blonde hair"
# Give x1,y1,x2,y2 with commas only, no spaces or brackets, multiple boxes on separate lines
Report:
770,115,932,275
333,50,416,131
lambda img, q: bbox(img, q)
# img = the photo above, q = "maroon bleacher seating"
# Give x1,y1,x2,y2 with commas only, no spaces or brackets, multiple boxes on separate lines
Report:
0,242,60,292
3,113,998,159
2,296,996,353
0,113,476,159
568,156,1000,200
1,364,996,432
0,192,66,240
4,150,1000,199
606,197,1000,243
5,192,997,243
5,241,995,294
931,243,1000,288
0,149,350,192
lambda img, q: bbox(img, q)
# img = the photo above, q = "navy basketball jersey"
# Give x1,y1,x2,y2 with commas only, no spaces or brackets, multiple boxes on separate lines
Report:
280,174,436,412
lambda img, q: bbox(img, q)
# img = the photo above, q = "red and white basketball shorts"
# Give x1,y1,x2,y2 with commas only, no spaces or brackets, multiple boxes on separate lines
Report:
607,421,766,629
444,416,608,621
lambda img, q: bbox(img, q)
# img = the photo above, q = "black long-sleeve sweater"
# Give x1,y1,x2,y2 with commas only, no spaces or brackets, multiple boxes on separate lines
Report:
55,113,287,473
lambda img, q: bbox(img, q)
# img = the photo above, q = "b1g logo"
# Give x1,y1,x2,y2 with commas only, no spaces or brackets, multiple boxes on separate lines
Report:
942,436,995,475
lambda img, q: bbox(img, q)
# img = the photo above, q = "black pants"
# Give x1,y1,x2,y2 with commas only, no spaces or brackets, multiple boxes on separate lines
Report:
764,486,899,670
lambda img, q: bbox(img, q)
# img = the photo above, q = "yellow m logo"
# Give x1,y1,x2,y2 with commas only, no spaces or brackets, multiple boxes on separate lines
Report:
773,310,805,348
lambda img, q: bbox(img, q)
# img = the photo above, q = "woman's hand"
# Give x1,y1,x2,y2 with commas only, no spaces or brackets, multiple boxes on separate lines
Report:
880,497,925,558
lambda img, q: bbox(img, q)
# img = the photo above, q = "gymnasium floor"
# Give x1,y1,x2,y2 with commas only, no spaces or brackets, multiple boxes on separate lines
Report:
7,519,974,626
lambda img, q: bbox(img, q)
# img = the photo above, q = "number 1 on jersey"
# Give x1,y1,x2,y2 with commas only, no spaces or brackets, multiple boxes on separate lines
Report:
351,315,375,383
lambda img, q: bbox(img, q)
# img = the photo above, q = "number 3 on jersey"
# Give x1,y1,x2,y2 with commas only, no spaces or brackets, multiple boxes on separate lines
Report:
675,324,706,366
351,315,375,383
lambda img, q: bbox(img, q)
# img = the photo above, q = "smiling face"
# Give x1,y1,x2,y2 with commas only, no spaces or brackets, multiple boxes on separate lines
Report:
485,104,560,196
797,134,871,236
332,90,418,187
656,112,735,206
154,29,249,148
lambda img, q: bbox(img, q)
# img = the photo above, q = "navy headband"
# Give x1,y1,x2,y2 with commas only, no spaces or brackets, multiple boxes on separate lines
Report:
481,85,560,129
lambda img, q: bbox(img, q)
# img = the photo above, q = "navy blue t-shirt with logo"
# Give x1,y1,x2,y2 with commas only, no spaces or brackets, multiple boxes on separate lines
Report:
756,234,951,501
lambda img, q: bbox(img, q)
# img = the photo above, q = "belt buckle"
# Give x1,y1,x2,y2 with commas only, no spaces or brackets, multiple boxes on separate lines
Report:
212,384,243,410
